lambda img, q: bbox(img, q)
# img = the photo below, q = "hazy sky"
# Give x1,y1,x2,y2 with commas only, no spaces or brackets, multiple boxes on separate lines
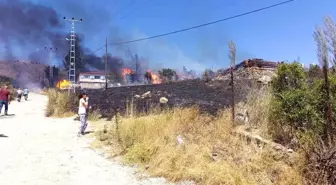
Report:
7,0,336,71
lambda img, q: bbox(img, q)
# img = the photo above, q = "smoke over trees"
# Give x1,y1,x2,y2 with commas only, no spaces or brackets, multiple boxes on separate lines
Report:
0,0,131,82
0,0,194,85
0,0,66,61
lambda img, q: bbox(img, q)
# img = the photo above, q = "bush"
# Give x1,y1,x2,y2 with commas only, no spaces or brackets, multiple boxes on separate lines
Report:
45,89,77,117
269,62,336,184
88,109,102,121
269,62,323,146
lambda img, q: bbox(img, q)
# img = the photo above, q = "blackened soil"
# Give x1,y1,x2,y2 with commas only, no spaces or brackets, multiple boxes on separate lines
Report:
70,79,257,119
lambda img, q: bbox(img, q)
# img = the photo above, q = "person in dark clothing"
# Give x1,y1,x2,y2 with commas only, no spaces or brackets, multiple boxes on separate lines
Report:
0,84,11,115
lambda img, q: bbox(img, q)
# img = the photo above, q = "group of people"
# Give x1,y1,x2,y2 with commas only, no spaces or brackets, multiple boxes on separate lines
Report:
0,85,30,115
17,88,29,102
1,83,89,136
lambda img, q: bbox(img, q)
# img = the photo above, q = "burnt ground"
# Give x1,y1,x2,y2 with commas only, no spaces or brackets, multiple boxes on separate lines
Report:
70,79,259,120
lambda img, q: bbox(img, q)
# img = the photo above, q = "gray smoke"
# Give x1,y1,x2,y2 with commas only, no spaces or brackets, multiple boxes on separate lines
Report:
0,0,67,61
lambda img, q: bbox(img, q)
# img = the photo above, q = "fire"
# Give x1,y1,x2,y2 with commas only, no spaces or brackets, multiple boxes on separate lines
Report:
147,70,162,84
56,79,71,89
122,68,133,77
121,67,162,84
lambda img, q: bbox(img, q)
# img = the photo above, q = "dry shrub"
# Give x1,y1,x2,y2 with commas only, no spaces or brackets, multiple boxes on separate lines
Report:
45,89,76,117
88,109,102,121
303,138,336,185
99,107,303,185
245,86,271,137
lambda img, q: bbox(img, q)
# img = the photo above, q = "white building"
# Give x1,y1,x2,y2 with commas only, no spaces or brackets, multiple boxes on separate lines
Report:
79,71,106,89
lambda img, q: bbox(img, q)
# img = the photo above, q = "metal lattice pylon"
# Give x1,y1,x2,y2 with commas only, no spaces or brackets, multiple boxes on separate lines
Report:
69,22,76,87
64,17,82,93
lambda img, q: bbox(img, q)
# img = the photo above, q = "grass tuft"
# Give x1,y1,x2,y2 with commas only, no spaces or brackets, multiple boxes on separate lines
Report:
45,89,76,117
88,109,102,121
97,107,303,185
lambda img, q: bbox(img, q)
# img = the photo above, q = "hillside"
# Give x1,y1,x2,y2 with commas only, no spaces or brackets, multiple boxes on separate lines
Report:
0,61,48,87
61,59,279,119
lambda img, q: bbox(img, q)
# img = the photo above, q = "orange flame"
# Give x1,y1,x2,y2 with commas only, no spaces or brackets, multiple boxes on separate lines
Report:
122,68,133,78
147,70,162,84
56,79,71,89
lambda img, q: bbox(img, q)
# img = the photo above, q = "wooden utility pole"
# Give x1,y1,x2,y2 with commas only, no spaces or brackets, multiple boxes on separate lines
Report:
230,66,235,122
105,37,108,90
45,47,57,87
228,40,236,124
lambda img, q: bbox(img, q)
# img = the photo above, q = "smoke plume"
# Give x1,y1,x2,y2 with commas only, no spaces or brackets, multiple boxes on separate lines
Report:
0,0,67,61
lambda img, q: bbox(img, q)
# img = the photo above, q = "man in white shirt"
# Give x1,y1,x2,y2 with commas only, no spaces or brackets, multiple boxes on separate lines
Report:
78,92,89,136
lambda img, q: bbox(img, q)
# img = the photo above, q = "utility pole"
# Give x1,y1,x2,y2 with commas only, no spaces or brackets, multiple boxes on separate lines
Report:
45,47,57,87
64,17,82,93
135,54,139,83
105,37,108,90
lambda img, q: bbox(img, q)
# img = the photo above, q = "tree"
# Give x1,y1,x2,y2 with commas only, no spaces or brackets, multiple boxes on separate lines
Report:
144,71,152,84
314,25,334,143
126,49,144,83
269,62,319,144
202,69,215,82
307,64,323,83
228,40,236,123
158,68,178,82
105,55,124,83
44,66,59,87
324,16,336,66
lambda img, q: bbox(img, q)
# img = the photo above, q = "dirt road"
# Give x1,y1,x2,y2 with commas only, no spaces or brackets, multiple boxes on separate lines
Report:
0,93,177,185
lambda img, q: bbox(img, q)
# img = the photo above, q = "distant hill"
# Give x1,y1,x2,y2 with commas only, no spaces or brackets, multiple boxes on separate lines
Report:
0,61,48,88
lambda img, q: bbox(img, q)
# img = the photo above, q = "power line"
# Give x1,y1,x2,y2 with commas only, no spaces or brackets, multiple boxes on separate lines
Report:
89,0,294,55
117,0,152,20
86,45,105,56
111,0,294,45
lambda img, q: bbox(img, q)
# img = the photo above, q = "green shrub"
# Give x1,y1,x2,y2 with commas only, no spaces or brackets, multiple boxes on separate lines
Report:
269,62,323,146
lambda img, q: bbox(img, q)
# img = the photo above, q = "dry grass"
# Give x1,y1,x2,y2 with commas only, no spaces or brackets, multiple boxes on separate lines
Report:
45,89,76,117
244,87,271,137
97,107,303,185
88,109,102,121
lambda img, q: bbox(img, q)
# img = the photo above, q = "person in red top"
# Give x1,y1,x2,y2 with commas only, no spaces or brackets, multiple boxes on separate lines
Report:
0,84,11,115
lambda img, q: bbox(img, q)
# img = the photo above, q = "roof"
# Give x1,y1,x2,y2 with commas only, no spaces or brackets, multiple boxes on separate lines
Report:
79,71,105,75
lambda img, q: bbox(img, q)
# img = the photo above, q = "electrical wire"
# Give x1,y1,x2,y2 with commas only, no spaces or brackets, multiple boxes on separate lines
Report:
89,0,294,55
111,0,294,45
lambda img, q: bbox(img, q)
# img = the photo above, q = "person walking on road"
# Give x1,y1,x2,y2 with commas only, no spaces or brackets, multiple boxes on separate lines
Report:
0,84,11,115
78,92,89,137
23,88,29,101
17,88,23,102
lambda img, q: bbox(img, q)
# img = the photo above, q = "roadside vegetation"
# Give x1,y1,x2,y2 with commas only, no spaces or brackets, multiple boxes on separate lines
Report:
45,89,77,117
45,16,336,185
